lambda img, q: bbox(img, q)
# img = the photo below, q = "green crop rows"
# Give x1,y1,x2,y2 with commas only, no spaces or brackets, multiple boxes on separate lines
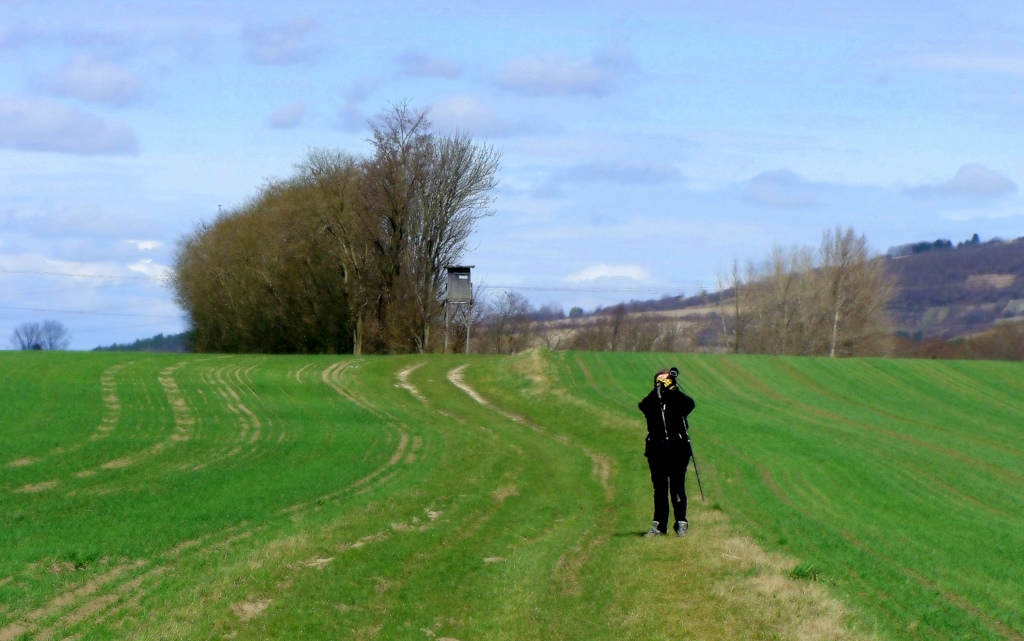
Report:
1,351,1021,640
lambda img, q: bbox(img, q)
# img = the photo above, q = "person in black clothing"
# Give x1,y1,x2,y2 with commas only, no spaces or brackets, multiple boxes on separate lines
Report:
638,366,696,537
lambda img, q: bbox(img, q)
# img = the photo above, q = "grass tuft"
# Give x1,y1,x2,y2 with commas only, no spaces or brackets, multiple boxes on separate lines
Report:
789,562,823,582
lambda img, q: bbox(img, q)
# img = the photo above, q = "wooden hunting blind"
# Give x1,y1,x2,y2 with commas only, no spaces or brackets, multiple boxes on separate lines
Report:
445,266,474,304
444,266,474,353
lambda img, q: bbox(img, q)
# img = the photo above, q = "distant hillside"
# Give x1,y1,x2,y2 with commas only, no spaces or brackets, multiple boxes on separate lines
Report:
886,237,1024,338
93,331,191,353
588,235,1024,341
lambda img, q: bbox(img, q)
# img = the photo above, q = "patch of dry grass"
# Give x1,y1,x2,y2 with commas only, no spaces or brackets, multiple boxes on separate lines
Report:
612,508,873,641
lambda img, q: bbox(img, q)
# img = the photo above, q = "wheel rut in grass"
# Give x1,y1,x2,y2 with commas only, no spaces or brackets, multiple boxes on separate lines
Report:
446,365,533,428
7,362,131,473
446,364,615,502
2,357,439,639
396,362,427,402
73,362,202,478
321,359,375,411
293,363,313,384
188,364,271,469
159,362,195,443
92,362,130,441
0,560,148,641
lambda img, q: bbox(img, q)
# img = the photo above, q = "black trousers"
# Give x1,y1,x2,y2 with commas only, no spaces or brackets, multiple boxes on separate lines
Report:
647,448,690,532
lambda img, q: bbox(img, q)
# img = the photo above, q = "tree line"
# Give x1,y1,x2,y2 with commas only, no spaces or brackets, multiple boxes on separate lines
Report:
721,226,894,357
172,104,500,354
470,227,895,358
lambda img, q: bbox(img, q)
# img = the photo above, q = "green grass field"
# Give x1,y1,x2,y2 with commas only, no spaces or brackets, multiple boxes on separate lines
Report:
1,350,1021,640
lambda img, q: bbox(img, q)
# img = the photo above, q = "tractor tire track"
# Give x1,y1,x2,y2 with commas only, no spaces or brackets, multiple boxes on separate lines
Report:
396,362,427,402
2,357,424,639
446,364,615,502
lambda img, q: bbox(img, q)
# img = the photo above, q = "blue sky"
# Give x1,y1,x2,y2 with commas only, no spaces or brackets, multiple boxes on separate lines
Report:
2,1,1022,349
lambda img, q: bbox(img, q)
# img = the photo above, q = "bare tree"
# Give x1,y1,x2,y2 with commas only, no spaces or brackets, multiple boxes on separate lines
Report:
538,325,573,350
478,291,533,354
615,312,662,352
719,259,752,353
11,320,70,350
725,226,894,357
40,320,70,350
818,226,894,357
11,322,43,350
742,245,817,355
361,103,500,354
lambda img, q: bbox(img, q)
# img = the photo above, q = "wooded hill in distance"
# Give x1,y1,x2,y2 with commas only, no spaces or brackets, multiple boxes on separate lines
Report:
603,235,1024,342
93,332,190,353
885,236,1024,339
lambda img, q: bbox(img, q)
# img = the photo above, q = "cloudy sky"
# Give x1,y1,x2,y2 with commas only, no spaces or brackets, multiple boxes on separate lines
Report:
2,1,1023,349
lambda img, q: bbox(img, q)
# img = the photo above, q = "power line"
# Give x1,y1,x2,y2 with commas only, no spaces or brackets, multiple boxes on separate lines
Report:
0,268,160,281
478,285,702,293
0,305,182,319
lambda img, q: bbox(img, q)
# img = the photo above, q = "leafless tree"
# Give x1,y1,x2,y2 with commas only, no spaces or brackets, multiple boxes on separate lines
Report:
741,245,817,355
818,226,894,357
718,259,753,353
478,291,534,354
538,326,573,350
723,227,894,357
361,103,500,354
11,320,70,350
615,311,662,352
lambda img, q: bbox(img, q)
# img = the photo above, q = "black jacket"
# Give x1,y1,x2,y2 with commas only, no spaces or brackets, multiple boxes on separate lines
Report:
638,385,695,458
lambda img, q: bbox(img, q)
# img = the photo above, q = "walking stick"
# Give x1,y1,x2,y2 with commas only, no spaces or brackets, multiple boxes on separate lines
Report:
683,416,706,503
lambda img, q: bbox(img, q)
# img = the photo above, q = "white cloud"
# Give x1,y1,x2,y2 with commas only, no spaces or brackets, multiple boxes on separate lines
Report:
495,47,639,97
0,95,138,155
566,264,650,282
743,170,819,208
429,95,531,137
128,259,171,281
0,252,154,282
395,51,462,79
905,164,1017,198
267,101,306,129
125,240,162,251
243,18,320,65
33,55,143,107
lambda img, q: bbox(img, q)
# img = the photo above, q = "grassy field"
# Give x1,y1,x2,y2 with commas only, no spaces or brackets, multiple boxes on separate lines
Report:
0,351,1021,640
